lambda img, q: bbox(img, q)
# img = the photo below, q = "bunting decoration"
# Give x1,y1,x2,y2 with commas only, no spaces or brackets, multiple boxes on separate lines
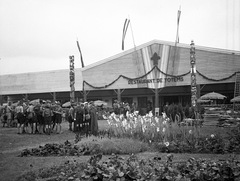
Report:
83,65,190,90
122,18,130,50
197,70,238,81
76,40,85,68
82,66,239,91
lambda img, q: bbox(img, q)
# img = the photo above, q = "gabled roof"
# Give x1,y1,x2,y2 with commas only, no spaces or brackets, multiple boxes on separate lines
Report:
82,39,240,71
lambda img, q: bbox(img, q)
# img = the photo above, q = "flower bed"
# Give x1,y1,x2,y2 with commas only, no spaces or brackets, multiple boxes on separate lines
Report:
103,112,240,154
17,153,240,181
19,112,240,157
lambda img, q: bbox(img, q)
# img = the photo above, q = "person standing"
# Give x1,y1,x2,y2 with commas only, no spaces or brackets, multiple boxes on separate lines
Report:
113,100,120,115
54,102,63,134
68,104,75,131
89,103,98,136
27,103,36,134
84,102,91,137
1,106,7,127
34,101,44,134
15,102,24,134
6,102,12,128
42,102,53,135
74,102,85,133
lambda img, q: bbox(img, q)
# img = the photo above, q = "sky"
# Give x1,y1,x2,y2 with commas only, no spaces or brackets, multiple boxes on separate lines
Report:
0,0,239,75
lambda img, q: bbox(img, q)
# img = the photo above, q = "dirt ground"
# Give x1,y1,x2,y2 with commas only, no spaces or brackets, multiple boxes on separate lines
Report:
0,121,239,181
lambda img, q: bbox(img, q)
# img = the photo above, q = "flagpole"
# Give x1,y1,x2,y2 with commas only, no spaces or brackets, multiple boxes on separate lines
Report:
173,7,181,67
127,16,142,77
175,6,181,47
76,38,86,102
128,15,136,49
76,39,85,68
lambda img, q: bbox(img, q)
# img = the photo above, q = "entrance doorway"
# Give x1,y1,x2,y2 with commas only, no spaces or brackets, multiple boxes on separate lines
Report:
137,97,147,115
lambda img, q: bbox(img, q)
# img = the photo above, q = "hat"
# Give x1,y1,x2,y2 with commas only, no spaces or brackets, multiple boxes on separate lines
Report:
56,101,61,105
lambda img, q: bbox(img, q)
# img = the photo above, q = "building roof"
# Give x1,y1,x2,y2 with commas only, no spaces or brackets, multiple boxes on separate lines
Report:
82,39,240,71
1,39,240,95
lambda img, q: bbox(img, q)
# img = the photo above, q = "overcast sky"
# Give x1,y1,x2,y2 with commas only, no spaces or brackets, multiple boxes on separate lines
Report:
0,0,239,75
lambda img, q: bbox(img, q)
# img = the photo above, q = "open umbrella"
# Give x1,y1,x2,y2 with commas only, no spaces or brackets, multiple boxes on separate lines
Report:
62,101,71,108
93,100,107,107
200,92,226,100
230,95,240,103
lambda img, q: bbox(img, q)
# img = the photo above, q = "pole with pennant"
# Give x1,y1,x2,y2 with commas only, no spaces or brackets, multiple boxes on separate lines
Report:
122,18,130,51
175,7,181,46
76,40,85,68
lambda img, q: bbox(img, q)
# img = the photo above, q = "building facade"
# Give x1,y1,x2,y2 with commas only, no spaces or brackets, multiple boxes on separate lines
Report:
0,40,240,113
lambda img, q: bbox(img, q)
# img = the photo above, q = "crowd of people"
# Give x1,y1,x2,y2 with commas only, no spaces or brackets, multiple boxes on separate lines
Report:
112,100,137,116
0,99,99,136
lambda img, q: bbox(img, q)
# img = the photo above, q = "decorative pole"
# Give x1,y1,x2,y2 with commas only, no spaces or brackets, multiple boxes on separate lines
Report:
190,40,197,110
151,52,161,116
69,55,75,103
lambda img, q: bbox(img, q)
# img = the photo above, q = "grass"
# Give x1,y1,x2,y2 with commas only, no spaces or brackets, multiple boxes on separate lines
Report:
75,136,150,155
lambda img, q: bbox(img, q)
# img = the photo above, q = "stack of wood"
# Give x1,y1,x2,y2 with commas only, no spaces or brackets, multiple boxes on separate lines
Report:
217,114,240,127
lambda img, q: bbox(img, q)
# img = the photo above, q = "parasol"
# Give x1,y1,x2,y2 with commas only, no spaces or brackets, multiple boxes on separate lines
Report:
62,101,71,108
93,100,107,107
200,92,226,100
230,95,240,103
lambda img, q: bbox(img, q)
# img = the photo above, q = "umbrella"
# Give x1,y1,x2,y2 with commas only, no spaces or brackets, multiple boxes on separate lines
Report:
93,100,107,107
230,95,240,103
200,92,226,100
62,101,71,108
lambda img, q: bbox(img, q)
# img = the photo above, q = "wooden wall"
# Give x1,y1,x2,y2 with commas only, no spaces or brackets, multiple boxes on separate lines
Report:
0,69,82,95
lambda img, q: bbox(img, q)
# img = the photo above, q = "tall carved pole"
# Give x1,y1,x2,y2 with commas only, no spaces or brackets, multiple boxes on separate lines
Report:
151,52,161,116
69,55,75,103
190,40,197,110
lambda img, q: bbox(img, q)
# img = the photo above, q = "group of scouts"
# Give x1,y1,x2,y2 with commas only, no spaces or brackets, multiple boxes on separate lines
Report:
67,101,98,137
0,100,64,135
0,99,99,137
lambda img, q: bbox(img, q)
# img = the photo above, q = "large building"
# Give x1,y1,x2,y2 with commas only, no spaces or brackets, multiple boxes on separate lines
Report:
0,40,240,113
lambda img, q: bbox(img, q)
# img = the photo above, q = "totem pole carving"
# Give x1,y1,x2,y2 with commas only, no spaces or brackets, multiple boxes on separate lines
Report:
190,41,197,109
69,55,75,103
